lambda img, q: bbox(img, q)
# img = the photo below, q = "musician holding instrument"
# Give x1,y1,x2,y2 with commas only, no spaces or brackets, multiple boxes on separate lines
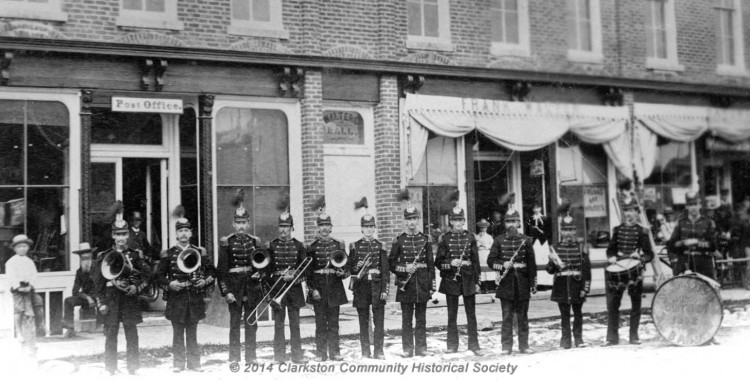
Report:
267,211,309,364
487,209,537,355
666,191,718,279
306,210,349,362
605,197,653,346
216,204,267,365
156,215,215,372
93,215,152,375
349,213,389,360
435,206,483,356
388,205,435,358
546,215,591,349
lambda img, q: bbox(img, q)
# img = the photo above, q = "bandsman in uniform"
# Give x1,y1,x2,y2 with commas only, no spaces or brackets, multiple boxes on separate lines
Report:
267,211,308,364
388,205,435,357
546,215,591,349
667,191,718,278
349,212,389,359
436,206,483,356
93,214,152,375
306,210,349,362
216,204,266,365
156,215,215,372
605,197,653,346
487,209,537,355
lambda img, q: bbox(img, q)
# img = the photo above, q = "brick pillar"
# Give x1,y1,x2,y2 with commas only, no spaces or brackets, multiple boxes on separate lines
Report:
301,70,325,243
377,0,405,61
374,75,402,245
299,0,322,55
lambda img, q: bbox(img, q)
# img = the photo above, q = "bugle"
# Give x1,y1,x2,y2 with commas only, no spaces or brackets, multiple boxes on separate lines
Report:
349,252,374,291
246,257,312,325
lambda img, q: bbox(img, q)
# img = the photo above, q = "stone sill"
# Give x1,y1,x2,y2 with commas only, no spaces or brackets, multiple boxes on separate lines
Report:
406,38,454,52
567,50,604,64
716,65,748,77
0,8,68,22
490,43,530,57
227,24,290,40
646,58,685,73
116,16,184,31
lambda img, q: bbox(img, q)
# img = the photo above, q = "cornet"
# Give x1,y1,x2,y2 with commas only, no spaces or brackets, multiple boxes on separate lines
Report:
349,252,374,291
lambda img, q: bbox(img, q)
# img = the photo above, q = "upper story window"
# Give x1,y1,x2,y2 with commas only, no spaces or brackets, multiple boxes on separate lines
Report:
566,0,603,63
0,0,68,22
116,0,184,31
645,0,683,71
406,0,453,52
490,0,530,57
229,0,289,39
715,0,747,76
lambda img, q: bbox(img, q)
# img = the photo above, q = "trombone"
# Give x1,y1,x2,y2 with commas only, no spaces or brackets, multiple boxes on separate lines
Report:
245,256,312,325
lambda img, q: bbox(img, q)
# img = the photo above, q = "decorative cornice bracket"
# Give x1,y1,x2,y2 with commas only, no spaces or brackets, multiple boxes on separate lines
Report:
506,80,532,102
140,58,168,91
598,86,624,106
400,74,425,96
277,66,304,97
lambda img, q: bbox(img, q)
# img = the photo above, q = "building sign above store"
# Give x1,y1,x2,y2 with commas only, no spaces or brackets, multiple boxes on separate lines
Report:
111,97,183,114
323,110,364,145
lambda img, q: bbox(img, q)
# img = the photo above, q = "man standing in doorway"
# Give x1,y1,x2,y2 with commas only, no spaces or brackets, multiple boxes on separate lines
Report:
128,211,153,261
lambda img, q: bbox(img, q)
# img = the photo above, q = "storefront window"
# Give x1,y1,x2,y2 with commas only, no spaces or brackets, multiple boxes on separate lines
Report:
215,108,289,243
0,100,70,274
557,140,609,247
409,135,458,244
643,140,691,215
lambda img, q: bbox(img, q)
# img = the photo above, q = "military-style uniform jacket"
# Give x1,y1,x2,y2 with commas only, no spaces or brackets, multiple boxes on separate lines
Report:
388,232,435,303
526,214,552,245
666,216,717,258
93,247,152,326
606,223,655,264
487,233,537,301
546,242,591,304
435,230,480,296
216,233,266,304
156,244,216,324
306,237,349,307
267,237,307,309
349,238,389,308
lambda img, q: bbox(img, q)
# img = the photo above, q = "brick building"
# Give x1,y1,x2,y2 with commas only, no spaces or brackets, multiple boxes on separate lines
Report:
1,0,749,334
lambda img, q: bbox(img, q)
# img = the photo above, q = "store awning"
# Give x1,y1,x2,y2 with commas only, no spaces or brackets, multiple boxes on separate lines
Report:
403,94,631,179
633,103,750,177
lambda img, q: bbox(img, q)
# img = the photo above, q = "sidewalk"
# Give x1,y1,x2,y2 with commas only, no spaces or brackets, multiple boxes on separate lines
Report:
26,287,750,362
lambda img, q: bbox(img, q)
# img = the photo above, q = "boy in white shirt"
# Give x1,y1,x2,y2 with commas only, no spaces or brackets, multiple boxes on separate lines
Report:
6,234,45,364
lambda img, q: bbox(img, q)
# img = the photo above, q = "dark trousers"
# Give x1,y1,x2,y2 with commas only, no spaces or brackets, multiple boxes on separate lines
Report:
172,322,199,369
446,294,479,351
356,305,385,356
606,281,642,343
273,305,302,361
228,300,258,363
400,302,427,355
313,304,340,359
500,299,529,352
558,302,584,348
104,323,139,373
62,295,90,330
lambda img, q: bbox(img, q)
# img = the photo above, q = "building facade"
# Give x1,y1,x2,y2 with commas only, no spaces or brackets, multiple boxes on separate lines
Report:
1,0,750,335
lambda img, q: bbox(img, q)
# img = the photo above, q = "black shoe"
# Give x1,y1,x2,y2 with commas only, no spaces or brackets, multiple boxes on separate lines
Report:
187,367,203,373
128,369,138,376
292,357,308,364
520,348,535,354
446,348,458,354
374,354,386,360
604,341,618,347
501,349,511,355
402,352,413,358
274,359,285,365
629,339,641,345
561,345,572,350
330,355,343,361
246,359,258,365
415,351,429,357
313,355,328,362
362,352,372,359
575,342,588,348
172,368,184,373
471,349,484,357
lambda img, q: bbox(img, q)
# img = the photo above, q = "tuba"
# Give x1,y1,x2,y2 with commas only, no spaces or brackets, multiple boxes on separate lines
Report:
177,248,202,275
251,248,271,269
329,250,348,268
101,250,134,281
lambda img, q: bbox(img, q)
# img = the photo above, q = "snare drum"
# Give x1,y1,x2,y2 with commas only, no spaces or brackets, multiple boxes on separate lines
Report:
604,258,642,286
651,273,723,346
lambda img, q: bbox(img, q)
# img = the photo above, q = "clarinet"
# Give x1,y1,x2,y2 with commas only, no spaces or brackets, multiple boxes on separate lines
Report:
398,241,429,292
495,239,526,285
451,239,471,281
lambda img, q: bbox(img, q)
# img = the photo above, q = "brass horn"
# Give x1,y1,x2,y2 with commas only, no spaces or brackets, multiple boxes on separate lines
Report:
177,248,202,274
246,256,313,326
251,248,271,269
329,250,348,268
101,251,133,280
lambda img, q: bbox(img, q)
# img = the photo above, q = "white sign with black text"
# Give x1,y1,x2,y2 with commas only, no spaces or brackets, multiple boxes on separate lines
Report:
111,97,184,114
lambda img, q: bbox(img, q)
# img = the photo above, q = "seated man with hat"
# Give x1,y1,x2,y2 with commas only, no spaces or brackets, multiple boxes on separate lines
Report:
62,242,97,338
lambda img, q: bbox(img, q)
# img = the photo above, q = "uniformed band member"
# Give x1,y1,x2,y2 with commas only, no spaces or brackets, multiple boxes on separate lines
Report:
436,206,483,356
94,216,152,375
546,215,591,349
667,192,718,278
605,197,653,346
349,213,389,359
216,204,265,365
389,205,435,357
487,209,537,355
306,212,349,362
267,212,308,364
156,216,215,372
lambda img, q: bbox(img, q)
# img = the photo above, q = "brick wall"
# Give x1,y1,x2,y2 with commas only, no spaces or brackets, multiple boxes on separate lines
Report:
300,70,325,244
374,75,403,245
2,0,749,88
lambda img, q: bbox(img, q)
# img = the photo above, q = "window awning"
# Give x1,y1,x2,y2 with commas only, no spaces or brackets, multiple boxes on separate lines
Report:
403,94,631,179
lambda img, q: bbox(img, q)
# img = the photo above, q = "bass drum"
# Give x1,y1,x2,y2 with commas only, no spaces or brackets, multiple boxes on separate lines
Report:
651,273,722,346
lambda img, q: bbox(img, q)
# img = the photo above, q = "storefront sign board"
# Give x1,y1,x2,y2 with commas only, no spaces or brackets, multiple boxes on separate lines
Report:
111,97,184,114
583,186,607,218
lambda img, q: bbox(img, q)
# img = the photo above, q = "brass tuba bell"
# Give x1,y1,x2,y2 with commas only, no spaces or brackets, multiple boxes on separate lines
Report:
177,248,202,274
251,248,271,269
101,251,134,280
329,250,348,268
